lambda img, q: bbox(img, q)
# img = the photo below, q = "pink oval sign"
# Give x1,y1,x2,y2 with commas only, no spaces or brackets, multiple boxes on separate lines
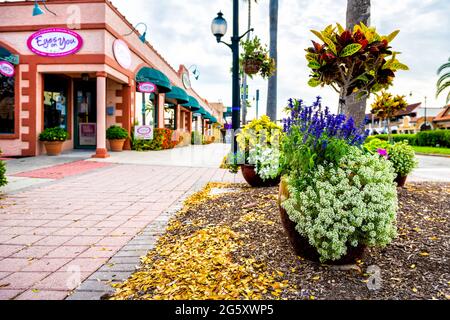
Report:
0,61,15,77
138,82,156,93
137,126,152,135
27,28,83,57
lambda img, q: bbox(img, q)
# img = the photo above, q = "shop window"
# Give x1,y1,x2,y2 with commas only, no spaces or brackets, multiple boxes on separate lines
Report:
164,104,175,130
43,75,69,130
136,92,156,126
0,73,15,134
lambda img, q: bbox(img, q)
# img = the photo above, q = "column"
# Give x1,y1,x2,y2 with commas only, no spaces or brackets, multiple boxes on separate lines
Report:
175,105,181,131
188,112,193,133
92,72,110,158
158,93,165,129
122,84,132,150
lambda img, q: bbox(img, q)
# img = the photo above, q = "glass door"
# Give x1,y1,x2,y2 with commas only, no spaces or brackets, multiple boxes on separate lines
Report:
74,79,97,149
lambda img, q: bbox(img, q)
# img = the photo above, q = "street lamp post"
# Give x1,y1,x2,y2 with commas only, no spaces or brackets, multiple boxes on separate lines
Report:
211,5,253,157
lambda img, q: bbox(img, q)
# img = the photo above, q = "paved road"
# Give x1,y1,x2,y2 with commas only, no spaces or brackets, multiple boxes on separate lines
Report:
409,155,450,182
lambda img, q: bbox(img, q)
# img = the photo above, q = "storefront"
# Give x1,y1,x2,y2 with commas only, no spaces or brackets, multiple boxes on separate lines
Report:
0,0,220,157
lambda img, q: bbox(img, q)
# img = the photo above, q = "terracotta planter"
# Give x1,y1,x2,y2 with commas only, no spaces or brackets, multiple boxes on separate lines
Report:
243,58,263,75
278,178,366,265
43,141,64,156
109,139,126,152
241,164,280,188
395,175,408,188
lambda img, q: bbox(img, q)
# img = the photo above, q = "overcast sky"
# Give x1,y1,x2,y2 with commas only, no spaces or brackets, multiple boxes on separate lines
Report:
109,0,449,118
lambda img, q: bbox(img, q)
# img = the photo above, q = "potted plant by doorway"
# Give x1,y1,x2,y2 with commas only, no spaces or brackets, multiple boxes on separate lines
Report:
39,127,68,156
106,125,129,152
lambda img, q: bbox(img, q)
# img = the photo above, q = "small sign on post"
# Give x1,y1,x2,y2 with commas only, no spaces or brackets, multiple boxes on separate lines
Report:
134,125,153,140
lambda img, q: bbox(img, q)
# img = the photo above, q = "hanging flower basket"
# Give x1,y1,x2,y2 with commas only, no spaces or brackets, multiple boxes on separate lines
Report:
242,58,263,76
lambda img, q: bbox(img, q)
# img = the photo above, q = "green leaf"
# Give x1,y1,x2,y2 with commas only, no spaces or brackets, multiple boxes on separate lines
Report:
310,30,326,43
322,36,337,55
323,24,334,37
308,78,321,87
386,30,400,43
336,23,345,35
390,62,409,71
340,43,362,57
307,61,321,69
356,74,370,83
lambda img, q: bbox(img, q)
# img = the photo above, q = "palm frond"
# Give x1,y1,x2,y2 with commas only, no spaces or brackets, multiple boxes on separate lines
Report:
437,61,450,75
436,80,450,98
437,72,450,88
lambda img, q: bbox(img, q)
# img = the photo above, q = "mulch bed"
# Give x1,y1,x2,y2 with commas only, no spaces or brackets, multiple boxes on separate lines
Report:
112,182,449,300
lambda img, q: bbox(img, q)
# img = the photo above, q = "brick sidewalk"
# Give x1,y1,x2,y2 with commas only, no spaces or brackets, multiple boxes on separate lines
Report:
0,164,244,300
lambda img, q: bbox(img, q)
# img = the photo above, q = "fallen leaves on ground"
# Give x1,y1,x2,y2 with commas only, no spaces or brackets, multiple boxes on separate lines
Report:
108,182,449,300
110,226,287,300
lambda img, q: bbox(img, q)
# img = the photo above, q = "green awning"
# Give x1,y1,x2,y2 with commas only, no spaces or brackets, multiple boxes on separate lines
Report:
182,96,201,112
165,86,189,104
197,107,208,116
223,107,232,117
136,67,172,93
0,46,19,65
208,116,218,123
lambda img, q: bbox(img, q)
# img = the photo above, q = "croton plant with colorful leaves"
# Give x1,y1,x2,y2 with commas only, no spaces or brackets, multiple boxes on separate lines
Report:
306,22,409,99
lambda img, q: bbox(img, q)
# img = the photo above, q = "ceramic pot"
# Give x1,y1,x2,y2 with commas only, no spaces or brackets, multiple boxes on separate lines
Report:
241,164,280,188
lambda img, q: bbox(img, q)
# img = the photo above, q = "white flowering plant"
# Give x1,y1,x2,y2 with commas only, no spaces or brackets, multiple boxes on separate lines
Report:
248,144,281,181
282,147,398,262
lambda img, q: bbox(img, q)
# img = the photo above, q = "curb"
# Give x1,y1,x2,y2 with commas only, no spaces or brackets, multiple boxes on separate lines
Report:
415,152,450,158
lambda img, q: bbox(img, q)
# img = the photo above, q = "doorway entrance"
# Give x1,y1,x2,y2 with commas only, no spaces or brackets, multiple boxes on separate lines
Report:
74,79,97,149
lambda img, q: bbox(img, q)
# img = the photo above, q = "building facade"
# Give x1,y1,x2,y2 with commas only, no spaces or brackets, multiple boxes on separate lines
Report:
0,0,221,157
365,102,447,135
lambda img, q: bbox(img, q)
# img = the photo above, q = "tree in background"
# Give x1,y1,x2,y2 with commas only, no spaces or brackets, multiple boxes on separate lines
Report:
371,91,408,141
266,0,278,122
436,57,450,104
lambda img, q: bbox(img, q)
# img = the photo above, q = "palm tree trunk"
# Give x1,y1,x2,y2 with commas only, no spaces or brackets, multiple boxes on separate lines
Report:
266,0,278,122
343,0,370,126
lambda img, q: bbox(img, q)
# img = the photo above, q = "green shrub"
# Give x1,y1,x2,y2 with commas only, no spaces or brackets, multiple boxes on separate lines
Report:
416,130,450,148
364,138,390,155
0,160,6,188
388,141,418,177
366,131,450,148
366,134,417,145
106,125,129,140
39,127,68,142
132,128,176,151
0,149,6,188
282,147,398,262
191,131,202,145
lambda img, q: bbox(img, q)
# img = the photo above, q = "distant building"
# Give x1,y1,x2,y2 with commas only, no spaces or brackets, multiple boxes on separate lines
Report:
365,102,447,135
433,105,450,130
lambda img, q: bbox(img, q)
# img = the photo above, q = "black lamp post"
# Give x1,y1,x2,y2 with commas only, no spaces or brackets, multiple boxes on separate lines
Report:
211,5,253,157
